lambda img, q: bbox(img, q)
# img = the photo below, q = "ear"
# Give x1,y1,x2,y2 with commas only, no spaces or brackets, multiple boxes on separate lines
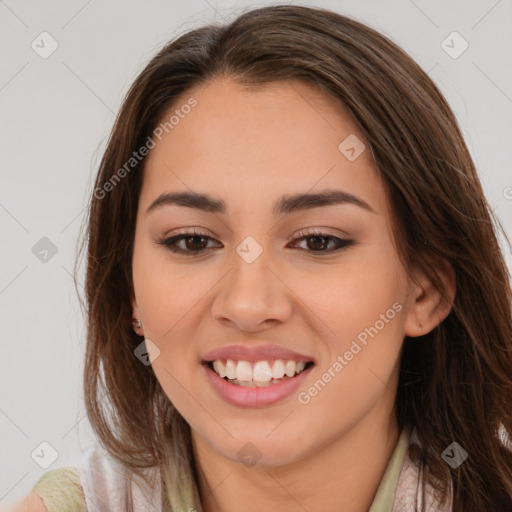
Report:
130,292,144,336
404,257,456,337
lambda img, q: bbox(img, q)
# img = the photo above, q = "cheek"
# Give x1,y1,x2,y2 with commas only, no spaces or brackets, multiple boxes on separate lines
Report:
133,243,203,336
294,283,405,444
132,248,205,402
295,248,407,345
293,246,407,405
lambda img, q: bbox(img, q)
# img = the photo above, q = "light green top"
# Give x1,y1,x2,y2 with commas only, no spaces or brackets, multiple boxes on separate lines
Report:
32,465,87,511
32,428,410,511
369,426,411,511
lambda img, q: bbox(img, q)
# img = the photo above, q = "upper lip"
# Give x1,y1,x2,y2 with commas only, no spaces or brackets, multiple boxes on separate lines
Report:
202,344,315,363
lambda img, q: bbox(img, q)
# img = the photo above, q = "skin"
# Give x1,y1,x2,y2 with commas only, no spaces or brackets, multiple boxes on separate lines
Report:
130,77,455,512
6,492,47,511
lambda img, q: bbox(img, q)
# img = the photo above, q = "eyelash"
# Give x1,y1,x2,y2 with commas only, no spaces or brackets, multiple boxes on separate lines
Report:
157,228,354,256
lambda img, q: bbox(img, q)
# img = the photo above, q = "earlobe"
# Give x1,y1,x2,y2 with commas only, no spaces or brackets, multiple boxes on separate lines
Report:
404,259,456,338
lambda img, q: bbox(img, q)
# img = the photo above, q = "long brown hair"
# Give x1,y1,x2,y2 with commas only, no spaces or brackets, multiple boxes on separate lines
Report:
75,4,512,511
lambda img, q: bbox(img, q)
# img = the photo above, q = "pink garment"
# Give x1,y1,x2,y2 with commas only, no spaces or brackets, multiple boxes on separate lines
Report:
393,428,453,512
77,448,162,512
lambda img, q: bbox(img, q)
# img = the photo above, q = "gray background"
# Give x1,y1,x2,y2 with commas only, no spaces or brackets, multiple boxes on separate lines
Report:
1,0,511,506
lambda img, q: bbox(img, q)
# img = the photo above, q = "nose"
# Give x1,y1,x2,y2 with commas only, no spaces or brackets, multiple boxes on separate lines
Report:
211,247,293,333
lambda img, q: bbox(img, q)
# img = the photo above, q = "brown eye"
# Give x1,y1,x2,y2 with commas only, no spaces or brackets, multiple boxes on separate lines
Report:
289,230,354,253
158,232,218,254
181,235,209,251
305,235,330,251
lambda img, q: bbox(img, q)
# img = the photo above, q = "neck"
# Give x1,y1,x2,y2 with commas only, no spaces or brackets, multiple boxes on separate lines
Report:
191,403,400,512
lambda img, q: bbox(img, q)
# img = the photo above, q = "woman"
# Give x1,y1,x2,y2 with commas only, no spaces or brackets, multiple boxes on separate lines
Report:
13,4,512,511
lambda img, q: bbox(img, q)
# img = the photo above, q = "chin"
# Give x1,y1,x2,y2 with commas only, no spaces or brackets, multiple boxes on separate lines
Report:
216,434,310,468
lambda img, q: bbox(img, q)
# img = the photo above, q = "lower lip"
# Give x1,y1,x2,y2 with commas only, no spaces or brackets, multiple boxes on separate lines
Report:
203,363,313,408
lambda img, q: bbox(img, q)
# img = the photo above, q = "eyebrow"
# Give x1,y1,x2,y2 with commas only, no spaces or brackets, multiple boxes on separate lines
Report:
146,189,375,216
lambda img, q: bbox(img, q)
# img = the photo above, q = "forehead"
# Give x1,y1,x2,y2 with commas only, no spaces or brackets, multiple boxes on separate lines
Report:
140,77,386,217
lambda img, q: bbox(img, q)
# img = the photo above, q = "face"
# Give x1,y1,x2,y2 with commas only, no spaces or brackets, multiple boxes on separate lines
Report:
131,77,425,467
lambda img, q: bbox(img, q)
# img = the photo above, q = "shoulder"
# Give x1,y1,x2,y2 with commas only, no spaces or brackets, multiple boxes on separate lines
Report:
5,467,85,512
12,445,162,512
4,491,48,512
31,466,86,512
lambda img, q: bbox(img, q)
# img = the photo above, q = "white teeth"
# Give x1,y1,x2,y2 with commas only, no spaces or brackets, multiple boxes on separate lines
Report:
213,360,226,378
236,360,252,381
211,358,309,382
271,359,285,379
285,360,296,377
253,361,272,382
225,359,237,379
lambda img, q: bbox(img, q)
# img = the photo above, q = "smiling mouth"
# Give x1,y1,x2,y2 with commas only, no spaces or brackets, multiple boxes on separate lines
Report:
205,359,315,387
